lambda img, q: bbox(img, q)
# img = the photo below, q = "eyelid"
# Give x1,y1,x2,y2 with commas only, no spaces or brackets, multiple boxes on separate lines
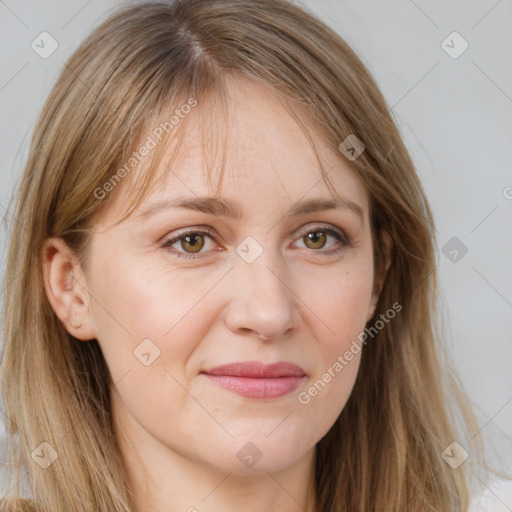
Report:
294,223,348,243
160,226,219,255
163,226,217,242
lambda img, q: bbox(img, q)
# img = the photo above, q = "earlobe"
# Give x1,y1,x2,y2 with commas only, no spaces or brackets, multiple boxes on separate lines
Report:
41,237,96,341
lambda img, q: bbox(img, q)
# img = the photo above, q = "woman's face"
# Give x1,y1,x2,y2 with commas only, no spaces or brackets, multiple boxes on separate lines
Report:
55,79,386,476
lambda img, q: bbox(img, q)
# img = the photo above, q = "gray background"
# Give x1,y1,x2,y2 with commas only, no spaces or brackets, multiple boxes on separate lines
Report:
1,0,511,499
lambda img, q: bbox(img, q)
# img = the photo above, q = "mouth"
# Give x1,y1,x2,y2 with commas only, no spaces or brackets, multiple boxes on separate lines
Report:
201,361,306,400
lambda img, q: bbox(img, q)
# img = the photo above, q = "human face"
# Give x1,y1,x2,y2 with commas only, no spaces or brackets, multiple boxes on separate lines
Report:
79,79,380,476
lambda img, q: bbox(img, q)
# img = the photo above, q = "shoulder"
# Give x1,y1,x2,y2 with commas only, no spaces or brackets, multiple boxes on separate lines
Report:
468,475,512,512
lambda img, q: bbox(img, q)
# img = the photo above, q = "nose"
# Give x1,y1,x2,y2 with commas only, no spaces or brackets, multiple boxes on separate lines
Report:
223,248,302,341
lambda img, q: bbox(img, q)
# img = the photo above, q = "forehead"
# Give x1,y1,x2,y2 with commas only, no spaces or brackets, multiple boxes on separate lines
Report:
98,77,369,228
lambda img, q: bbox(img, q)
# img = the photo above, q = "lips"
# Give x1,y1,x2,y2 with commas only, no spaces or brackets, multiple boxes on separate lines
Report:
203,361,306,378
201,361,306,400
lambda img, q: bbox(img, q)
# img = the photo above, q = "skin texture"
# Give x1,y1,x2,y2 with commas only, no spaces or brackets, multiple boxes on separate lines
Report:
42,78,391,512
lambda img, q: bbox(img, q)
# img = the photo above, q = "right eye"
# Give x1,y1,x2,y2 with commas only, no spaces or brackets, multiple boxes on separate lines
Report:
160,228,219,259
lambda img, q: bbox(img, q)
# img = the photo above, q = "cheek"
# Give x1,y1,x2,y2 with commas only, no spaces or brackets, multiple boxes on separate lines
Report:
87,258,219,430
87,253,221,377
294,254,373,427
306,252,375,347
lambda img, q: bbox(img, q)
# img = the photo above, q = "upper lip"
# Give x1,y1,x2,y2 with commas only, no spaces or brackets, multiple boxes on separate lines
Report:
202,361,306,378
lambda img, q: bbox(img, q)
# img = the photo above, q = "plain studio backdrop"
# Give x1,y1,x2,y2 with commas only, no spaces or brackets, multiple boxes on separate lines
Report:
0,0,511,501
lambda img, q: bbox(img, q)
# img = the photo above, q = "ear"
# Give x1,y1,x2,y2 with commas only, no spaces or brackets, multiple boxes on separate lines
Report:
366,230,393,322
41,237,96,341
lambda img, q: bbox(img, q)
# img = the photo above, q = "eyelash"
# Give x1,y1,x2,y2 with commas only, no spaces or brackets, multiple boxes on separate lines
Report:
160,225,354,260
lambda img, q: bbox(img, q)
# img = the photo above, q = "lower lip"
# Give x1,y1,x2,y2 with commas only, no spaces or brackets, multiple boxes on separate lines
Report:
203,374,305,400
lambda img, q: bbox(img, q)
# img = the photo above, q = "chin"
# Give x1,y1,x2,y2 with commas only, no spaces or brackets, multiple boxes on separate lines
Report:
208,432,313,475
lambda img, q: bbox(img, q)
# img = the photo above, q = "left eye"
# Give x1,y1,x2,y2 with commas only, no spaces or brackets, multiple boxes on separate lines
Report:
161,225,349,259
294,227,346,251
160,229,216,259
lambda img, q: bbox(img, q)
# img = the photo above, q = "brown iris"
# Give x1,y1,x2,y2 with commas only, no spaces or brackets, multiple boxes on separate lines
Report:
303,231,327,250
180,234,205,253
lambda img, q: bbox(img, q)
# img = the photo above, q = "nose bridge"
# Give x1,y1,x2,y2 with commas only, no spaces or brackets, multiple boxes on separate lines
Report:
224,240,301,339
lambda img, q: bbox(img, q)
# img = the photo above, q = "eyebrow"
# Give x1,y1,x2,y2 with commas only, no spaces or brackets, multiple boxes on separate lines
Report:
135,196,364,222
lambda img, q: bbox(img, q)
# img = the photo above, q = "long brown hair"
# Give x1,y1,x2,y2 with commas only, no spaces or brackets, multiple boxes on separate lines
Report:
0,1,499,510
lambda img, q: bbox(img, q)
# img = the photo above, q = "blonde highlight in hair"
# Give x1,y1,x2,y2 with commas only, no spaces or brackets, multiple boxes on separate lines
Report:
0,0,500,510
